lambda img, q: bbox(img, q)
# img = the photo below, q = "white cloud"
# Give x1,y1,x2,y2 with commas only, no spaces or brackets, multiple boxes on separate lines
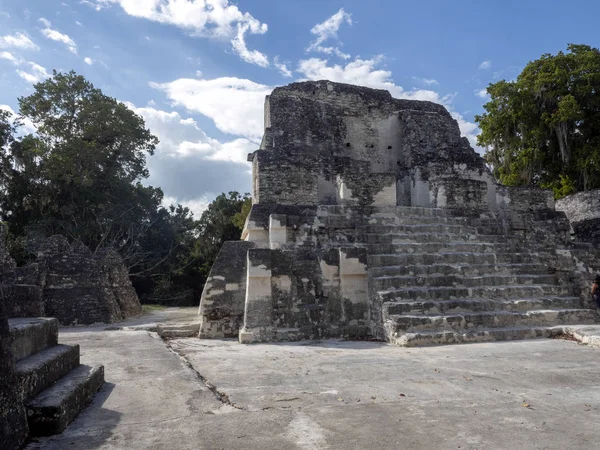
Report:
0,32,38,50
297,56,453,103
0,11,10,18
39,19,78,54
162,195,210,218
38,18,52,28
125,103,253,210
76,20,83,27
84,0,269,66
17,62,49,84
150,77,271,141
129,104,254,164
475,88,489,99
308,8,352,59
478,60,492,70
0,104,37,134
0,51,20,64
84,56,93,65
80,0,103,11
412,77,439,86
451,111,480,151
274,56,292,78
231,22,269,67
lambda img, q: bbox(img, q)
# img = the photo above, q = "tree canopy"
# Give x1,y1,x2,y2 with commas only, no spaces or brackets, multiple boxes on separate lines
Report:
0,71,162,252
475,44,600,198
0,71,251,306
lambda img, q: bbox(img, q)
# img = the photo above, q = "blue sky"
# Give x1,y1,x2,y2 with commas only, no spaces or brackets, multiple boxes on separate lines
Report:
0,0,598,215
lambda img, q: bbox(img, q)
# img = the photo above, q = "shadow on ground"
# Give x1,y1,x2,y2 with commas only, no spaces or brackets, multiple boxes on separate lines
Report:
27,383,121,450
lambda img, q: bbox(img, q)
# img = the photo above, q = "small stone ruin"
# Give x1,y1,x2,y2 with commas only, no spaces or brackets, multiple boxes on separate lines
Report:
4,234,142,325
198,80,599,346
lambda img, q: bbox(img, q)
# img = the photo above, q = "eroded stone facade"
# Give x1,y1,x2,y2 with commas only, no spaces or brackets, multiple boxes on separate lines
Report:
198,80,598,346
1,230,142,325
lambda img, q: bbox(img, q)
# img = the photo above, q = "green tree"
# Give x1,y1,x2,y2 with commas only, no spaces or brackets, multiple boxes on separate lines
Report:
0,71,163,262
476,44,600,198
195,191,251,279
133,192,252,306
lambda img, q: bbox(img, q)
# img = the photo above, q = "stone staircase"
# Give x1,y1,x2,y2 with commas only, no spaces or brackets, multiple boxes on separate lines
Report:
359,206,597,346
8,317,104,436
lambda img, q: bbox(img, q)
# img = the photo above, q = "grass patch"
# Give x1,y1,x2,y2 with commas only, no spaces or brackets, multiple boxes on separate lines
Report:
142,304,168,313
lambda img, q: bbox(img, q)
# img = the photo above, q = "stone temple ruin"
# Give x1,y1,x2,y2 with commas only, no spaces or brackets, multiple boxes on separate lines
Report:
198,80,599,346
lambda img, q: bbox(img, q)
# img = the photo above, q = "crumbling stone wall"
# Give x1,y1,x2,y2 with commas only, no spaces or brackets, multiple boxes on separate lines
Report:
556,190,600,244
0,225,44,318
0,227,141,325
34,236,142,325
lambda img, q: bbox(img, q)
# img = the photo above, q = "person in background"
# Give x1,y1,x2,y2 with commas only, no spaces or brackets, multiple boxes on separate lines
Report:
592,274,600,309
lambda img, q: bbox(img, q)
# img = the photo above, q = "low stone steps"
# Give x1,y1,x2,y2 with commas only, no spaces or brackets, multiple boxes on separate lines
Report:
369,242,520,254
361,232,524,245
373,273,558,290
369,252,515,267
157,322,201,338
379,284,572,301
8,318,104,438
369,206,454,217
383,296,582,315
16,344,80,401
370,263,550,278
359,205,598,347
320,205,453,218
27,364,104,437
360,224,474,234
390,326,563,347
385,309,596,335
365,215,470,226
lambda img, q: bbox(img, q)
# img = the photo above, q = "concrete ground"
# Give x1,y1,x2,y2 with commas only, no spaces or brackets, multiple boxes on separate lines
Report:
26,309,600,450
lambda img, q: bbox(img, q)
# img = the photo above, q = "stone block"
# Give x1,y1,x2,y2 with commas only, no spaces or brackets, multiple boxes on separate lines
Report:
9,318,59,361
0,284,44,318
198,241,256,338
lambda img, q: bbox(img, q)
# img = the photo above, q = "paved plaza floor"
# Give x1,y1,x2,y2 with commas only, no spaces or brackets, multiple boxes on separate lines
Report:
26,308,600,450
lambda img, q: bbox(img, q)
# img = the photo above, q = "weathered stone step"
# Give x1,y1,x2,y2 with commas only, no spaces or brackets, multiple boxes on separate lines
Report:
383,296,582,315
365,215,469,226
360,224,472,234
367,252,545,267
372,273,558,290
379,284,572,301
386,309,597,334
157,323,201,339
8,318,59,361
390,326,559,347
369,263,550,278
369,241,516,255
361,222,513,234
27,364,104,436
16,344,80,401
318,205,456,218
370,206,453,217
362,232,523,245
